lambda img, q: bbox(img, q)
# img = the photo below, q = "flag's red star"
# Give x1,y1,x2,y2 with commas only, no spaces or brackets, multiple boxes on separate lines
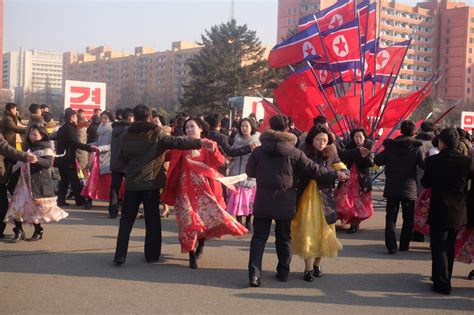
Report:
377,54,387,68
334,37,347,54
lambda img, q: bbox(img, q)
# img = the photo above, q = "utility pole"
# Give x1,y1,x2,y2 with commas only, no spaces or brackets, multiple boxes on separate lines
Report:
230,0,234,21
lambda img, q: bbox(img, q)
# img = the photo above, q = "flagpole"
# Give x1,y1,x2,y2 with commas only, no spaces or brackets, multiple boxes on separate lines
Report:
305,60,345,134
357,12,365,127
315,106,344,145
372,2,378,96
312,14,341,97
371,39,412,132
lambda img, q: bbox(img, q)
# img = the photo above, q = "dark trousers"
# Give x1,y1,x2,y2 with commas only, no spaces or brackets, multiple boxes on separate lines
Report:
248,218,292,279
57,166,84,205
385,198,415,251
430,227,457,294
0,184,8,235
114,190,162,262
108,171,125,215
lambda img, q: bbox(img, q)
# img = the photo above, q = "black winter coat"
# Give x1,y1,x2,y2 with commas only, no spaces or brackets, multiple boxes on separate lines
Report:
26,141,55,198
246,130,337,220
208,130,252,157
340,140,374,193
110,120,130,173
421,148,472,229
55,121,93,168
86,116,100,144
374,136,424,200
0,134,27,184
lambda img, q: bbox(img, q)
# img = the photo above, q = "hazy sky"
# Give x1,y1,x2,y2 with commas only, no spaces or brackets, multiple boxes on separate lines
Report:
5,0,474,54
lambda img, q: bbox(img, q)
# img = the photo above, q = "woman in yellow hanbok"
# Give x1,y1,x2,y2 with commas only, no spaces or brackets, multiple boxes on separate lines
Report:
292,125,349,282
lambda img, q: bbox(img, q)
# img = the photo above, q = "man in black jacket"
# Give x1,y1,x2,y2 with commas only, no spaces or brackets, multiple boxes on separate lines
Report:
375,120,425,254
113,105,213,265
108,108,134,218
421,128,472,295
246,115,348,287
55,108,98,207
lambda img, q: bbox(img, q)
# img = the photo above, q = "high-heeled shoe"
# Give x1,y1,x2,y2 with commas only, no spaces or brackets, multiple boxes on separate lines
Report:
195,239,205,259
30,227,43,241
313,265,322,278
11,227,25,243
304,270,314,282
189,251,198,269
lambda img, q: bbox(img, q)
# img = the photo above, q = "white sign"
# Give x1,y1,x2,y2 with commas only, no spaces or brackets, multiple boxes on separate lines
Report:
64,80,106,119
461,111,474,134
242,97,273,121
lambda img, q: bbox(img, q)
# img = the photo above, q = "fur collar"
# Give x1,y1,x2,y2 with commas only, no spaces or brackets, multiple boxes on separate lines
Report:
383,136,422,149
260,130,297,145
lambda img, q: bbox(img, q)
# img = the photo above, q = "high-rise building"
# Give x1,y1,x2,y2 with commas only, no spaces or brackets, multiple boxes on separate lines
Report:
2,50,63,104
63,41,202,110
276,0,437,98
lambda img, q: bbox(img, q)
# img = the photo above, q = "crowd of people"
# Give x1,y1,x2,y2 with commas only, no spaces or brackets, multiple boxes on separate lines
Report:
0,102,472,295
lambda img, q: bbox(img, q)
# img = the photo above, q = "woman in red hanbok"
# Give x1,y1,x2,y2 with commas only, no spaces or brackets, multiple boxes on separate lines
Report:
336,128,374,233
162,118,247,269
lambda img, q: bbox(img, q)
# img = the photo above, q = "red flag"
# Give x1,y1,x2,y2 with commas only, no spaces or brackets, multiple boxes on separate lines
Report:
273,69,325,131
322,19,361,65
374,40,410,83
268,24,323,68
258,98,279,132
361,77,391,129
331,95,360,121
359,2,376,45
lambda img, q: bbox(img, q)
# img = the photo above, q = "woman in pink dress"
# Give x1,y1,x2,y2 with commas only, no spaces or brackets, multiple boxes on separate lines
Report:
162,118,247,269
226,118,260,230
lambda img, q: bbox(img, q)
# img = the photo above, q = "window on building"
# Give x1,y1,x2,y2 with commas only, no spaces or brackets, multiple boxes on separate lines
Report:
471,17,474,23
471,28,474,33
468,88,471,94
446,48,449,54
470,58,473,64
468,78,471,83
445,78,448,84
445,58,449,64
471,38,474,44
471,48,473,54
445,88,448,94
469,68,472,74
446,39,450,45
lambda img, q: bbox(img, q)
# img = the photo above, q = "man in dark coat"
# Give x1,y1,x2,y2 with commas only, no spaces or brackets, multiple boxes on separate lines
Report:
113,105,212,265
108,108,134,219
246,115,348,287
55,108,98,207
26,103,45,130
1,103,26,148
374,120,425,254
421,128,472,295
0,133,37,238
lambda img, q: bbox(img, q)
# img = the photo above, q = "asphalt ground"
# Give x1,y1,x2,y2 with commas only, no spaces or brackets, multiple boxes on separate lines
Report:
1,192,473,314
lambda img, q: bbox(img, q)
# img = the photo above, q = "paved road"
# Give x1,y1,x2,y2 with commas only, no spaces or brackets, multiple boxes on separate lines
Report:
1,199,472,314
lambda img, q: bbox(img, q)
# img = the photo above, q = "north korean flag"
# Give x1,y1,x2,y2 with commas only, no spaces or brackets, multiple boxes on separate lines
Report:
298,0,355,33
268,24,323,68
321,18,361,67
373,40,411,83
360,2,377,47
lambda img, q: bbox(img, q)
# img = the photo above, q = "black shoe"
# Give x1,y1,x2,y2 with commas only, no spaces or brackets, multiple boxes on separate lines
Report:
468,270,474,280
66,192,74,200
83,200,92,209
109,212,118,219
30,228,43,241
388,248,397,254
195,239,205,260
113,256,126,265
313,265,322,278
399,247,409,252
57,201,71,207
249,276,261,287
11,228,25,243
275,273,288,282
304,270,314,282
146,258,159,263
432,285,451,295
347,225,358,234
189,251,198,269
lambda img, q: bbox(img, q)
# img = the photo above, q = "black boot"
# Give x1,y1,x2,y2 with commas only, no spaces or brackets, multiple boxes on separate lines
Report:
195,239,205,259
245,215,253,231
236,216,243,224
189,251,198,269
11,225,25,243
30,224,43,241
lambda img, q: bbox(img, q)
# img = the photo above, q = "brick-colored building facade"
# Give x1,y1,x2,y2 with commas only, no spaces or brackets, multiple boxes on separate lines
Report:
63,41,201,110
0,0,4,89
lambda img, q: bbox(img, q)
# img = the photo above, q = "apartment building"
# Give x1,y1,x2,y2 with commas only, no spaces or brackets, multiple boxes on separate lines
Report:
63,41,202,109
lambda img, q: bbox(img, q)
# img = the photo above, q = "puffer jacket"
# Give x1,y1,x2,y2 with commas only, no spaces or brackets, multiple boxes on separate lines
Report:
110,120,130,173
246,130,337,220
0,134,27,184
375,135,425,200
